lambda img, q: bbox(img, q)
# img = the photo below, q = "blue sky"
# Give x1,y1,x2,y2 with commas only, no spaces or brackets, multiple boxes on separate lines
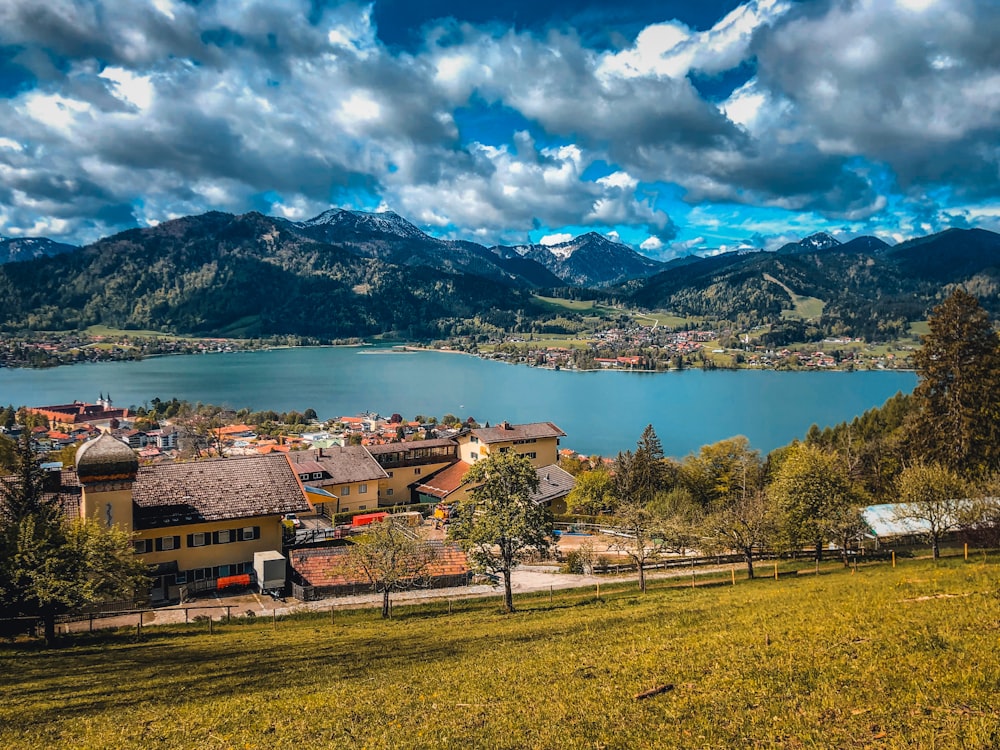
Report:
0,0,998,257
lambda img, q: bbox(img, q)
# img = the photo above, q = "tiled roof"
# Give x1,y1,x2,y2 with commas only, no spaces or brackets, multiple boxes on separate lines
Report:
289,446,388,484
413,461,469,499
290,542,470,588
531,464,577,505
290,460,327,476
131,454,309,529
471,422,566,444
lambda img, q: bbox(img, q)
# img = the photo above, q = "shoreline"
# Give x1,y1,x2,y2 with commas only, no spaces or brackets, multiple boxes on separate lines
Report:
0,340,915,374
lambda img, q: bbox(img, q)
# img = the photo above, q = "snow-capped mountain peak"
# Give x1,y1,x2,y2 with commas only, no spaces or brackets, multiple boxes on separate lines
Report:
300,208,427,239
799,232,841,251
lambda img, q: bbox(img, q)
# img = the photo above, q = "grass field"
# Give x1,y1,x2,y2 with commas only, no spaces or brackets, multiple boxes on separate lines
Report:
2,556,999,749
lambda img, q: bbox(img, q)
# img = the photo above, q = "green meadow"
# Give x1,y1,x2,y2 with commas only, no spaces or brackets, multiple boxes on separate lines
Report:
2,556,999,749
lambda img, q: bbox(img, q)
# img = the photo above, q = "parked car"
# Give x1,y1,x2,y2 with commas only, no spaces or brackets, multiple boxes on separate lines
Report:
283,513,303,529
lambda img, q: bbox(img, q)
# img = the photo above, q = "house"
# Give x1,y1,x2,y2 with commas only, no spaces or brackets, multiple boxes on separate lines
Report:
286,446,388,515
456,421,565,468
366,439,458,505
28,395,130,430
414,460,577,514
68,433,310,602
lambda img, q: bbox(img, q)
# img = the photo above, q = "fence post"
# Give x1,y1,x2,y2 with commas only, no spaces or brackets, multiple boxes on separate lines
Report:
89,613,94,632
549,586,553,604
331,605,335,625
891,550,896,568
185,608,189,624
774,562,778,581
965,543,969,561
731,566,736,586
272,609,277,630
209,616,213,635
226,606,231,623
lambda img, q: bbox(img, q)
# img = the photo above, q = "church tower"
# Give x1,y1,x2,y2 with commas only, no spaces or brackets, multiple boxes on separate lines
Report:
76,432,138,530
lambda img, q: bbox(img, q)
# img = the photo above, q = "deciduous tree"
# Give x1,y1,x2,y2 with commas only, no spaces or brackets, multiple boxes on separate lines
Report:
893,462,968,559
342,520,437,618
448,451,550,613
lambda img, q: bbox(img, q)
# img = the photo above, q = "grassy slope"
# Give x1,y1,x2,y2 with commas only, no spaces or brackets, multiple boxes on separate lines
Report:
2,558,999,749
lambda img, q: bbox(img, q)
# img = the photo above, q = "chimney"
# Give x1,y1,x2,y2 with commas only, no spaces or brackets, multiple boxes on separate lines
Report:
318,447,324,458
502,421,512,430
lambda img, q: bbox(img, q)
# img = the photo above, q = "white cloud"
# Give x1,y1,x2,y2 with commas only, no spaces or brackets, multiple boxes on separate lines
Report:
540,233,573,246
639,236,663,251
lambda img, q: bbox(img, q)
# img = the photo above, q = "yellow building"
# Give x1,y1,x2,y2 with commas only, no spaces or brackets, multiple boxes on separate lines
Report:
286,446,388,515
456,421,565,467
366,439,457,506
74,433,310,602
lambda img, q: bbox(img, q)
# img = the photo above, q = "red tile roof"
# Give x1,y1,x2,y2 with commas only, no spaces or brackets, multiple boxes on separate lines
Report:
290,543,470,588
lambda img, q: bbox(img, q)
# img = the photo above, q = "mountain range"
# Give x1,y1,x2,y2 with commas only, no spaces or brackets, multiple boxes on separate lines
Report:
1,208,999,342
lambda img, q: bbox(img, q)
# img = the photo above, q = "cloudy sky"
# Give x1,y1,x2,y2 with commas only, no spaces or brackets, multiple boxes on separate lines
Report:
0,0,998,256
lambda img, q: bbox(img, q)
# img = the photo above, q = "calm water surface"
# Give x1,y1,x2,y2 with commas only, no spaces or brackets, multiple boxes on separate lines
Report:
0,347,917,457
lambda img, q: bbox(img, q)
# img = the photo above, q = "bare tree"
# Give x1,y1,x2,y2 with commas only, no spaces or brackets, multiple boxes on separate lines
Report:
341,520,437,618
607,500,666,593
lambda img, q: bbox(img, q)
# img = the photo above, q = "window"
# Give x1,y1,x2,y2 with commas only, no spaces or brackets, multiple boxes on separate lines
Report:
471,436,479,443
359,505,367,511
189,532,209,547
359,483,368,494
499,447,510,453
218,564,231,577
175,572,188,585
414,468,421,475
387,471,394,478
341,486,350,496
386,488,394,496
525,452,537,460
215,529,232,544
240,526,258,541
299,473,309,480
312,472,322,479
157,535,180,551
134,539,152,554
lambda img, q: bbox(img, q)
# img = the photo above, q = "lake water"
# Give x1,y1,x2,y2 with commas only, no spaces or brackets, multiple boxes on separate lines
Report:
0,347,917,458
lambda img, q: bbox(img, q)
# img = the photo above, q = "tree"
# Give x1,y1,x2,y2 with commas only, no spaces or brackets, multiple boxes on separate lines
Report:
680,436,762,507
341,520,437,618
701,489,773,579
769,443,857,561
606,500,666,593
0,435,148,644
448,451,551,613
893,462,967,559
566,467,615,515
612,425,670,507
910,289,1000,474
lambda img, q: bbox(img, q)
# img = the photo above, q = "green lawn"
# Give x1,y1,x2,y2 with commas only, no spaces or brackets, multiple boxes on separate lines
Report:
3,556,999,749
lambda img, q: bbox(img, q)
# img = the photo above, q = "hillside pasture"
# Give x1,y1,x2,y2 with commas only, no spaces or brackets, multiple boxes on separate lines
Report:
2,557,999,749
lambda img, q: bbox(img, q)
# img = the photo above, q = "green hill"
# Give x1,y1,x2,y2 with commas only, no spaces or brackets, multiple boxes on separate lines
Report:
2,556,998,749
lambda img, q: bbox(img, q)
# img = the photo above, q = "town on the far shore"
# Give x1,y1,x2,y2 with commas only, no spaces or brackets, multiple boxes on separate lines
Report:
0,319,914,371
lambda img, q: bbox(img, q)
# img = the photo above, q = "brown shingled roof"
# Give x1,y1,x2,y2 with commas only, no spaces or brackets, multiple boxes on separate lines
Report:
288,446,388,484
471,421,566,444
131,454,309,529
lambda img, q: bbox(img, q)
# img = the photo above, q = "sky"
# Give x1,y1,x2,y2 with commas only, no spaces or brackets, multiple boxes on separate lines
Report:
0,0,998,257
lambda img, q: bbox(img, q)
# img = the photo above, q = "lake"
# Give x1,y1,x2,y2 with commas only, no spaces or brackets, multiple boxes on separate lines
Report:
0,347,917,458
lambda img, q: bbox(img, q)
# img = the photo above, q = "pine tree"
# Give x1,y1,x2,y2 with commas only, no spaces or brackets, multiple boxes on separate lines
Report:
910,289,1000,474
